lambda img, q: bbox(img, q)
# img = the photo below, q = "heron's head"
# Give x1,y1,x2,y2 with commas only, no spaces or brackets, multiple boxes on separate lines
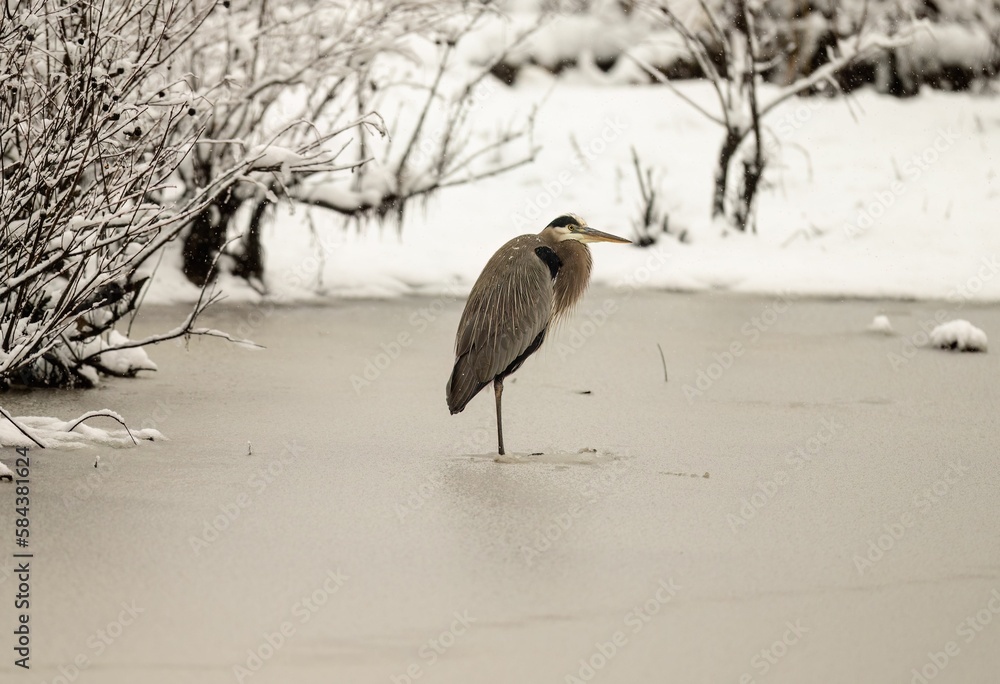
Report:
541,214,631,245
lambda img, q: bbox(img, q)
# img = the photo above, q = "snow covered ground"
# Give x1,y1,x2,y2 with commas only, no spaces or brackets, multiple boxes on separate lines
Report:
147,81,1000,305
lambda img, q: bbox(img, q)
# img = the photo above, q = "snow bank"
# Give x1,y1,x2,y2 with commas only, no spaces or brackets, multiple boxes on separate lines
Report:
0,413,164,450
142,84,1000,305
929,319,988,352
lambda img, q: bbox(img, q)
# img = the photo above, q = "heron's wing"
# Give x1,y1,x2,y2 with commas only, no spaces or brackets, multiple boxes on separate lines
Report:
447,235,553,414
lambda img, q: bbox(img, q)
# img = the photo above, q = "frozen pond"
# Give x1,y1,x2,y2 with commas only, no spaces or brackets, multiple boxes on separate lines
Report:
1,290,998,683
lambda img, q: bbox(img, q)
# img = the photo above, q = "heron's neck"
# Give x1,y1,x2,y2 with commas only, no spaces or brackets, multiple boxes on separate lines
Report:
550,239,592,320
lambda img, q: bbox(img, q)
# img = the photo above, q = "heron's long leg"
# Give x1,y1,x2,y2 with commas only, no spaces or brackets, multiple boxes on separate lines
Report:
493,378,505,456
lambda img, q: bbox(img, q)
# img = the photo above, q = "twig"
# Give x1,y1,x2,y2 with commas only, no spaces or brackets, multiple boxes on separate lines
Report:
65,410,138,446
656,343,668,383
622,52,724,126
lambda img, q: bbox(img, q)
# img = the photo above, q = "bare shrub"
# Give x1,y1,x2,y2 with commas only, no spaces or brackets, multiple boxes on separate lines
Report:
172,2,541,289
0,0,315,390
629,0,917,233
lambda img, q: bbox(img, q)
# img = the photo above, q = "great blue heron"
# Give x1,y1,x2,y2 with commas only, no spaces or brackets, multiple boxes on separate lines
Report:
446,213,630,455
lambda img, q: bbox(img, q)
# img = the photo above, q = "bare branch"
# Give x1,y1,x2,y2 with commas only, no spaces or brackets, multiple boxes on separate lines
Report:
65,410,138,446
623,51,724,125
0,406,47,449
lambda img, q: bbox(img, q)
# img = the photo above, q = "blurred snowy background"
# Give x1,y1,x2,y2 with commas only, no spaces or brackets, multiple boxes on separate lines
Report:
2,6,1000,681
2,0,999,388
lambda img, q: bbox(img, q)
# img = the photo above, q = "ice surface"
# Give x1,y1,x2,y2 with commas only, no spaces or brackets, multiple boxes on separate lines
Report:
491,447,616,465
930,319,988,352
2,296,998,683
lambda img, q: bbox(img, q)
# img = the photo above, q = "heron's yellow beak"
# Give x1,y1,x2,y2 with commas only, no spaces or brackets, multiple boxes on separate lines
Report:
577,227,632,244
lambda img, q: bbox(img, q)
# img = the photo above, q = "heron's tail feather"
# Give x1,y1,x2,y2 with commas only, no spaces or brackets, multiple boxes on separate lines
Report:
447,353,488,414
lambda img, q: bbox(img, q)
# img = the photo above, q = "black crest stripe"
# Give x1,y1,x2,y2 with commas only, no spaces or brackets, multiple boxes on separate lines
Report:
546,215,578,229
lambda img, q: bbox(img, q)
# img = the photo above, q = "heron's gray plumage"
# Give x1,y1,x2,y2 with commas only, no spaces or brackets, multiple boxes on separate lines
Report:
447,234,554,414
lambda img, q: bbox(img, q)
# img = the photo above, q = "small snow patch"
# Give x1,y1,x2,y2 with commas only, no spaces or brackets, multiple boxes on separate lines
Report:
0,460,13,481
868,315,894,335
930,320,988,352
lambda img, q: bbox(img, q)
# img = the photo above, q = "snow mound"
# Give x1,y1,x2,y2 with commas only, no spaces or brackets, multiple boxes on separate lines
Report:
0,412,164,450
100,330,158,375
929,320,988,352
0,460,12,481
79,330,158,378
868,315,893,334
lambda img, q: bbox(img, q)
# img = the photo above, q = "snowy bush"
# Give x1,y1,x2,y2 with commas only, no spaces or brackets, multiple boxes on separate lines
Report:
174,1,540,288
627,0,916,232
171,0,434,286
0,0,306,390
1,0,204,387
627,146,680,246
295,6,541,229
481,0,1000,94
